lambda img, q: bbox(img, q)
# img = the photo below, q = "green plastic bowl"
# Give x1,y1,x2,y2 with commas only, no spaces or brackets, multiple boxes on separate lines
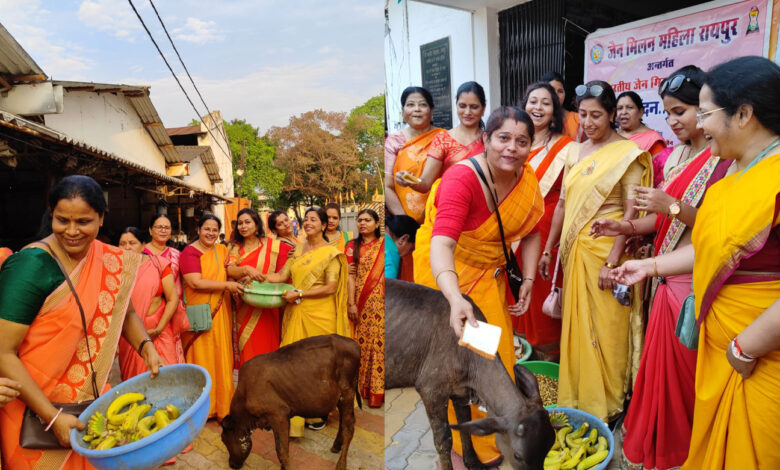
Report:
242,282,295,308
513,335,533,363
520,360,559,408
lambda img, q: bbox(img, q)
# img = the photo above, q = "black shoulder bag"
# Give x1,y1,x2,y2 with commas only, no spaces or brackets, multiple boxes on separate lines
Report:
20,241,99,449
468,157,524,302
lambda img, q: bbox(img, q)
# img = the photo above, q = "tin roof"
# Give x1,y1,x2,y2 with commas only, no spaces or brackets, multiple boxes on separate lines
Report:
0,23,45,81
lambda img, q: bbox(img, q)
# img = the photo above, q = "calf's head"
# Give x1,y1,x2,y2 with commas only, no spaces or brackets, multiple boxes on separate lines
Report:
450,367,555,469
221,415,253,469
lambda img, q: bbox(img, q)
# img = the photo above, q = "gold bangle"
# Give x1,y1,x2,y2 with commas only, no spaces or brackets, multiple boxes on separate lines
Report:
653,258,659,278
604,261,617,269
542,251,552,257
435,269,458,284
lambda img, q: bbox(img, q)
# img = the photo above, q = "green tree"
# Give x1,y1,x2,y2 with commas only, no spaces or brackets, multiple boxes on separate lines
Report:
223,119,284,207
345,94,385,196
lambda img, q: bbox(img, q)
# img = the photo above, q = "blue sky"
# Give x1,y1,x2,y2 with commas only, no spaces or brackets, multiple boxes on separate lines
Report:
0,0,384,133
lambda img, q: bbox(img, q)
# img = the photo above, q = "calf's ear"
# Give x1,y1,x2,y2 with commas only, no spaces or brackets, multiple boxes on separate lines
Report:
513,364,543,407
450,416,509,436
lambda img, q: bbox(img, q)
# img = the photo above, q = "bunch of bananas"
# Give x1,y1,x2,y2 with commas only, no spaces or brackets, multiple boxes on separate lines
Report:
544,411,609,470
82,392,180,450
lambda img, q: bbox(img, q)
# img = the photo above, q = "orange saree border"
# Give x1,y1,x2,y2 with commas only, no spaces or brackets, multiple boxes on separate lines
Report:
356,238,384,313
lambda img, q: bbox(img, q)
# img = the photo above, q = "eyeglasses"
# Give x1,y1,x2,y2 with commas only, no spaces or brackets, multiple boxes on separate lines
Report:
659,74,692,95
575,84,604,98
696,107,725,125
152,225,171,231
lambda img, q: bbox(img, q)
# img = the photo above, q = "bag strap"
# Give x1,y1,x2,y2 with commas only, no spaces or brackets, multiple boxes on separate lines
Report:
550,252,561,292
38,240,100,399
468,157,516,271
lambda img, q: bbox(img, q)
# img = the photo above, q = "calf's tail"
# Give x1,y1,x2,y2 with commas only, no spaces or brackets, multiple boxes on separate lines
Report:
355,384,363,409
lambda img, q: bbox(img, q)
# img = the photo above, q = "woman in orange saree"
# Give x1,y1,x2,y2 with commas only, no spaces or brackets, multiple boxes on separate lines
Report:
0,175,162,470
180,215,244,420
394,82,486,197
346,209,384,408
385,86,443,224
414,107,544,466
513,82,575,353
612,57,780,469
227,208,291,366
540,81,652,423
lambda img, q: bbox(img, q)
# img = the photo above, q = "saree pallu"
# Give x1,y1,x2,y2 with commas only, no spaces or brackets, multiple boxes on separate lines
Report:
392,127,443,223
627,130,666,156
0,247,11,268
414,164,544,463
0,241,140,470
144,246,182,297
682,152,780,470
622,274,697,469
429,132,485,174
118,256,183,380
351,238,385,407
513,136,573,347
558,141,652,421
181,244,234,419
231,238,286,367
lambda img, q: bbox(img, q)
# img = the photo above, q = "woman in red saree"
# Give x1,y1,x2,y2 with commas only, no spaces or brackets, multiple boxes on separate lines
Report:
143,215,183,298
0,175,163,470
592,66,732,469
385,86,443,223
513,81,575,354
394,82,487,196
414,107,544,466
345,209,384,408
227,208,291,366
117,227,184,379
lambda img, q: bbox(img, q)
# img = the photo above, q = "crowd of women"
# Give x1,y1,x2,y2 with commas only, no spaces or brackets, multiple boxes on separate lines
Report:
386,55,780,470
0,175,385,467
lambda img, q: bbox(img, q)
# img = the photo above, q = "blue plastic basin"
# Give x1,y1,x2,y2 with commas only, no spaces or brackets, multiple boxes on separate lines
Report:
70,364,211,470
546,407,614,470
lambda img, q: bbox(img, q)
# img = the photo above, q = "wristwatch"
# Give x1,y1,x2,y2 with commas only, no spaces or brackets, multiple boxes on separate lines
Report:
294,289,303,304
668,199,681,221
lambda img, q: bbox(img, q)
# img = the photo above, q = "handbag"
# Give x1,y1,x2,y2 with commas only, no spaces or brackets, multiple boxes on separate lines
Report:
675,290,699,350
469,157,524,302
541,252,562,319
20,241,98,449
184,247,223,332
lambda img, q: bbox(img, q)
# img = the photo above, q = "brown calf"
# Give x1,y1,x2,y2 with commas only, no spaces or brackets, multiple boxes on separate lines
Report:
221,334,361,469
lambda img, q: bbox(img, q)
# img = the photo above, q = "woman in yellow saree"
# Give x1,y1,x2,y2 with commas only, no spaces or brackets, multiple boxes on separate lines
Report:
613,56,780,470
180,215,245,420
540,81,651,423
262,206,350,437
385,86,443,223
0,175,163,470
414,107,544,466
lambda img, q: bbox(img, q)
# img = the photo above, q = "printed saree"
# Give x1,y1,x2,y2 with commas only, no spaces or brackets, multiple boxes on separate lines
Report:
392,127,443,223
346,238,385,407
0,241,140,470
682,152,780,470
558,140,652,421
414,163,544,463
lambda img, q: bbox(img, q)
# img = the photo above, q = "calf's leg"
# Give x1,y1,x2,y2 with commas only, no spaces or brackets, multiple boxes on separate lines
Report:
451,395,487,470
270,415,292,470
418,387,454,470
333,389,356,470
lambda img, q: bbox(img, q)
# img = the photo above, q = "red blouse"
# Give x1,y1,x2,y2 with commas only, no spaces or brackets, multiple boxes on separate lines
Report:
179,245,204,275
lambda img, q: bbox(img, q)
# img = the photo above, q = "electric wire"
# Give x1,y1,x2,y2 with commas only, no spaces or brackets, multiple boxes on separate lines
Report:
126,0,233,162
147,0,229,144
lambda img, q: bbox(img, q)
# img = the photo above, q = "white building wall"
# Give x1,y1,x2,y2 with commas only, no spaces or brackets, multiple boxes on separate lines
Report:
385,1,505,132
44,91,167,174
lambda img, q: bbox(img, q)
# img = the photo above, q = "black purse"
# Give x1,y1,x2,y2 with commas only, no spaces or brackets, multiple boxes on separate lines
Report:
19,241,99,449
469,157,524,302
